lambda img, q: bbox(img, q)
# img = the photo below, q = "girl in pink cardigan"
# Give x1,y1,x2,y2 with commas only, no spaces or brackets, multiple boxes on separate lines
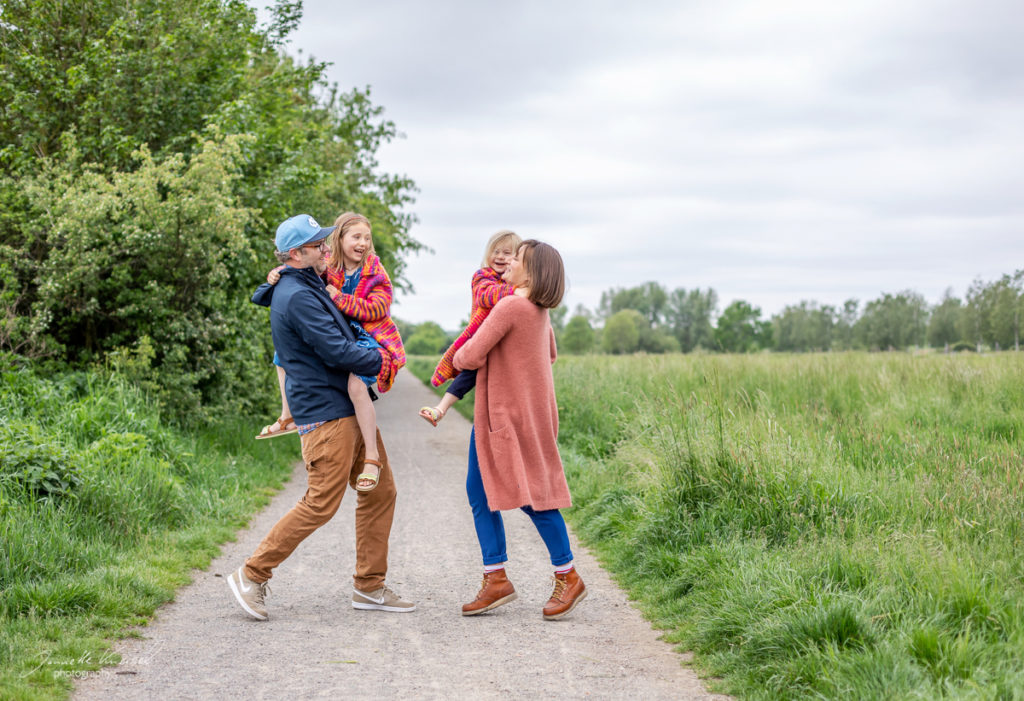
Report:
453,240,586,621
418,229,520,426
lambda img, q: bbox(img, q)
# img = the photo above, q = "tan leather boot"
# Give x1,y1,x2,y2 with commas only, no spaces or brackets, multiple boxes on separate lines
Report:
461,568,517,616
543,567,587,620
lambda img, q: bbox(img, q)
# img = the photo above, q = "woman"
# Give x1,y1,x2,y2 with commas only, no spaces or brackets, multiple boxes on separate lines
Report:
452,239,586,620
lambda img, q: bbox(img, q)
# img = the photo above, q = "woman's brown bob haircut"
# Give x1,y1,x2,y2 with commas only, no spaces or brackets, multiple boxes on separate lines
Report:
517,239,565,309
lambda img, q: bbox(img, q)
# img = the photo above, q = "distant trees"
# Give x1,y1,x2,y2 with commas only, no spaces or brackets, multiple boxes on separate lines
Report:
540,270,1024,356
667,288,717,352
927,289,961,349
561,314,595,354
961,272,1024,351
602,310,643,354
715,301,772,353
404,321,450,355
407,269,1024,358
773,301,835,352
855,291,928,350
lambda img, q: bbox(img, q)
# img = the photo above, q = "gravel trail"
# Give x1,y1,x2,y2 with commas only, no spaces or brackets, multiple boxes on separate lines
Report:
74,371,726,700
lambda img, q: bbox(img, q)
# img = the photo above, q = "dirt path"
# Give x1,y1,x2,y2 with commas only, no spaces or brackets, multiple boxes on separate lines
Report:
74,372,726,700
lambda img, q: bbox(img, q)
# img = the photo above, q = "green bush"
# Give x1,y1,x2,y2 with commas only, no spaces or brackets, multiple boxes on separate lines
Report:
0,421,80,501
0,0,422,424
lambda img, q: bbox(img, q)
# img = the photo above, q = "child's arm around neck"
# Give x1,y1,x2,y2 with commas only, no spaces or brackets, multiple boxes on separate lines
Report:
472,267,516,311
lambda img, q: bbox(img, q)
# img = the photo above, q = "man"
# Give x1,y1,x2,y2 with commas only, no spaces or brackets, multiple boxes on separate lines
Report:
227,214,414,620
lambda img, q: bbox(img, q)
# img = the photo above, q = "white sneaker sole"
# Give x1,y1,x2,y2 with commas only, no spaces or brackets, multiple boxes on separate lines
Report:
351,601,417,612
227,569,268,621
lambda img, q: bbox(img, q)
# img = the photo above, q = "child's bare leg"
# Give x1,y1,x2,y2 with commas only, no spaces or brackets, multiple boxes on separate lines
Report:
256,365,296,439
277,365,291,421
419,391,457,426
349,373,380,488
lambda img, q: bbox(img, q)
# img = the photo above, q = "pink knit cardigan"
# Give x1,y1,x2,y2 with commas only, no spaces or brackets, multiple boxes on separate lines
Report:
326,254,406,393
453,295,570,512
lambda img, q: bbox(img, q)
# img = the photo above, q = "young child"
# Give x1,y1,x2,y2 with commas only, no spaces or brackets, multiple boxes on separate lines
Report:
263,212,405,493
418,230,521,426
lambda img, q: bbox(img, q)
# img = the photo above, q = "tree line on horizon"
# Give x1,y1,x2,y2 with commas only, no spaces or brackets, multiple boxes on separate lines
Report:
399,269,1024,356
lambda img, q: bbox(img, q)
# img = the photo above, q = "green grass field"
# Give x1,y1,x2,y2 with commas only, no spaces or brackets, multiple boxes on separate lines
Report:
0,364,295,700
411,352,1024,699
5,352,1022,699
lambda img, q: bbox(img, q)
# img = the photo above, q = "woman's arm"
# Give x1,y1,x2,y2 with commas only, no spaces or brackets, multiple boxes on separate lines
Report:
549,324,557,364
454,298,517,371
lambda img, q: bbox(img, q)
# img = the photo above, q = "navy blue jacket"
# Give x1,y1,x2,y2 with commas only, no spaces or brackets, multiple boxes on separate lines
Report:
251,265,382,424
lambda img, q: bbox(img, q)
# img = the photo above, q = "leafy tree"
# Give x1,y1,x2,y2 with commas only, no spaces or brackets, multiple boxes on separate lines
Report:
772,301,835,351
714,300,771,353
572,303,594,322
17,136,258,417
0,0,422,420
640,328,681,354
927,289,962,349
550,304,568,332
405,322,450,356
561,315,595,354
598,282,668,326
601,310,642,354
666,287,717,352
833,299,860,350
980,273,1023,350
855,291,928,350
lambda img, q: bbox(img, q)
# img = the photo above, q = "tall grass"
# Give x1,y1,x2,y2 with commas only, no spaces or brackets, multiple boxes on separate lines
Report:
551,352,1024,699
0,362,294,700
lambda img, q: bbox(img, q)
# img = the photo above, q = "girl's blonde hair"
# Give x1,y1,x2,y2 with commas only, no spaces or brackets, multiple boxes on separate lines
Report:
327,212,374,270
481,229,522,269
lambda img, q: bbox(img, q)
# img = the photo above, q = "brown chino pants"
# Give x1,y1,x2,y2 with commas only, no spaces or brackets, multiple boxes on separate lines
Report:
244,416,396,592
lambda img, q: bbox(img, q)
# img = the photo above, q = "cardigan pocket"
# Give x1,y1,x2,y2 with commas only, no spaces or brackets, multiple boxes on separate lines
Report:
486,424,527,502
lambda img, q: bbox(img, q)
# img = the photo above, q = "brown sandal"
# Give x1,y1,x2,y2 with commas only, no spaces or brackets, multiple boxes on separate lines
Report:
356,458,382,492
255,416,297,440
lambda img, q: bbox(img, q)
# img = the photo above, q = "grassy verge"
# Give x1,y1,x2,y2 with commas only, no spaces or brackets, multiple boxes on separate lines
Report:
557,352,1024,699
411,351,1024,699
0,363,297,700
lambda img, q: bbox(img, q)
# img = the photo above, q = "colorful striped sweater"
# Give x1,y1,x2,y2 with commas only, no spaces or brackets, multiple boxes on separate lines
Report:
326,254,406,393
431,267,516,387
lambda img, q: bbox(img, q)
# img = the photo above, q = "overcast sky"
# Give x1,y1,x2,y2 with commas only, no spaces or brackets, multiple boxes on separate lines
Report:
272,0,1023,329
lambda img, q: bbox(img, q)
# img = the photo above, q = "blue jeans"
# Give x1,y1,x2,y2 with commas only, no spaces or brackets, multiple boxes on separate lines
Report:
466,427,573,567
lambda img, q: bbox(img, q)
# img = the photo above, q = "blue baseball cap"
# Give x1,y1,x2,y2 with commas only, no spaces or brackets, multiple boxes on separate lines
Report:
275,214,334,252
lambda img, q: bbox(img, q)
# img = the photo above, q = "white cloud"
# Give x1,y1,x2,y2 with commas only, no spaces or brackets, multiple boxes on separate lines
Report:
277,0,1024,328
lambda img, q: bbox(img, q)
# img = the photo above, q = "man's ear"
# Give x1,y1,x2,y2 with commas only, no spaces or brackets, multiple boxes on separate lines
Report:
288,248,302,264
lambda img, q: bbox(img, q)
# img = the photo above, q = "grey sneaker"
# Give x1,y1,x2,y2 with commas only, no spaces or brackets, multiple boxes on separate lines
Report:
227,566,270,620
352,585,416,612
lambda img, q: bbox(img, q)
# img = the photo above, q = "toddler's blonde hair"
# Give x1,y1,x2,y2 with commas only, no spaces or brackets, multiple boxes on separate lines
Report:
481,229,522,269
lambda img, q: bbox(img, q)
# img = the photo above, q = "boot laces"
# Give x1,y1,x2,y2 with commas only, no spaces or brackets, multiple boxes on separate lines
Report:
551,576,568,600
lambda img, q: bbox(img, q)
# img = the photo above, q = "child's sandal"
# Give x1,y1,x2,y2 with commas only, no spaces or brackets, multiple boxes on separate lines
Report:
355,458,382,493
255,416,297,440
418,406,444,427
